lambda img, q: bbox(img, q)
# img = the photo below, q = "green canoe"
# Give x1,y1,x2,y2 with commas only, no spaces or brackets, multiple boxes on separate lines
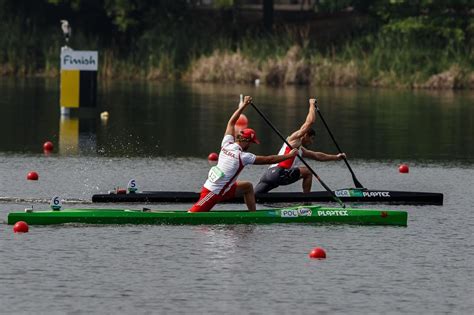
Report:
7,205,408,226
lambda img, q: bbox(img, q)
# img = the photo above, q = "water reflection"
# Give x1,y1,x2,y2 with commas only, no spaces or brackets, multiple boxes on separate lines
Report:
59,116,96,155
0,78,472,163
194,225,257,264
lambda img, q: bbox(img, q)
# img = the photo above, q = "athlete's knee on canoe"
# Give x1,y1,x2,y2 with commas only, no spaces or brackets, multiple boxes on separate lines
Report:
299,167,312,178
235,181,254,195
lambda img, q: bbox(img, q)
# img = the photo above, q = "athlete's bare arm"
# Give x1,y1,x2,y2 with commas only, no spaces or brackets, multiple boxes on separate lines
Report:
302,147,346,161
225,95,252,137
254,148,298,165
286,98,317,147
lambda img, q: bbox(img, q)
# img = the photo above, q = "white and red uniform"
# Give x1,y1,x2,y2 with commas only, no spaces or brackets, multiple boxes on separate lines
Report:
189,135,256,212
269,143,303,169
254,142,303,194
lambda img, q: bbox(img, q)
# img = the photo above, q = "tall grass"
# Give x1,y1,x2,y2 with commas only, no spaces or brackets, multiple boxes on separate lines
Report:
1,18,473,89
336,32,473,88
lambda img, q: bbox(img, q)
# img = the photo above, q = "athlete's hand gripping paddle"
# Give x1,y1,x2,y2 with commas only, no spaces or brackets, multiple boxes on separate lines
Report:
314,100,364,189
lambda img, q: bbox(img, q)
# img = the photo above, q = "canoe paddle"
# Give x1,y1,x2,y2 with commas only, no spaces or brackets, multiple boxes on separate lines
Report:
314,101,365,189
250,102,346,208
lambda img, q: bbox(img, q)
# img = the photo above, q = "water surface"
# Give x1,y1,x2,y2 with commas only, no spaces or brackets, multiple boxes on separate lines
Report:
0,78,472,314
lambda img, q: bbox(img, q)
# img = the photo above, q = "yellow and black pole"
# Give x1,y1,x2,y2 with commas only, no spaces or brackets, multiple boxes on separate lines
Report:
59,47,98,154
60,48,98,115
59,116,79,155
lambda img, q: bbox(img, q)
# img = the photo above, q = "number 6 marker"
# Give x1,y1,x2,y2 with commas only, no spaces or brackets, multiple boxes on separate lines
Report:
50,196,62,211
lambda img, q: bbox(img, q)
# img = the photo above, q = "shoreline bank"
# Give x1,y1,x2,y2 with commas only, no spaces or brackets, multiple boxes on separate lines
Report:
2,46,473,90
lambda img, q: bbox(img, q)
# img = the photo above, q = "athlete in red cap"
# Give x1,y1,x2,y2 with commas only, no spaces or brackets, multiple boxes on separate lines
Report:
189,96,297,212
255,98,346,193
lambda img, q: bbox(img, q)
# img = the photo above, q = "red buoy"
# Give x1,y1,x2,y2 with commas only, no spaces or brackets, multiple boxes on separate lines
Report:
236,114,248,128
208,152,218,162
27,171,39,180
13,221,29,233
309,247,326,259
43,141,54,152
399,164,409,173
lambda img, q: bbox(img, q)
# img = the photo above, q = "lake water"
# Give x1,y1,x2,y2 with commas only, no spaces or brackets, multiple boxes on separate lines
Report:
0,78,473,314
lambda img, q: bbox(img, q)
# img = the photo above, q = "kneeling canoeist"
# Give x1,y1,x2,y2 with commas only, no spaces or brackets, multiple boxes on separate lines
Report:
189,96,297,212
254,98,346,194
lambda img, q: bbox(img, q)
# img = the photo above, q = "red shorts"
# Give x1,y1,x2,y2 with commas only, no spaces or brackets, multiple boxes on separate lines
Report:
188,184,237,212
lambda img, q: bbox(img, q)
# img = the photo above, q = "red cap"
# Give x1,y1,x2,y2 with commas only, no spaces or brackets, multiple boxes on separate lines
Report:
239,128,260,144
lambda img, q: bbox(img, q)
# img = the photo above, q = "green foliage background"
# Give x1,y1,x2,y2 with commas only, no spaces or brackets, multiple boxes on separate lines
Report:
0,0,472,88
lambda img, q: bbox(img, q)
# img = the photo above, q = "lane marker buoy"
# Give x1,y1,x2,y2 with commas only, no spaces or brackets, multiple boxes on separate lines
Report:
399,164,409,173
309,247,327,259
236,114,248,128
13,221,29,233
27,171,39,181
43,141,54,152
100,111,109,120
208,152,218,162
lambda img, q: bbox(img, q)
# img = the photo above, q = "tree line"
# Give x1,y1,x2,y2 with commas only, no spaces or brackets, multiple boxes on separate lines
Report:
0,0,472,88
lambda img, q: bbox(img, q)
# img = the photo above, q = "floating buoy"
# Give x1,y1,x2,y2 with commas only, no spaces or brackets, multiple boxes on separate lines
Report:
13,221,29,233
27,171,39,181
236,114,248,128
399,164,409,173
100,111,109,120
43,141,53,152
208,152,218,162
309,247,326,259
